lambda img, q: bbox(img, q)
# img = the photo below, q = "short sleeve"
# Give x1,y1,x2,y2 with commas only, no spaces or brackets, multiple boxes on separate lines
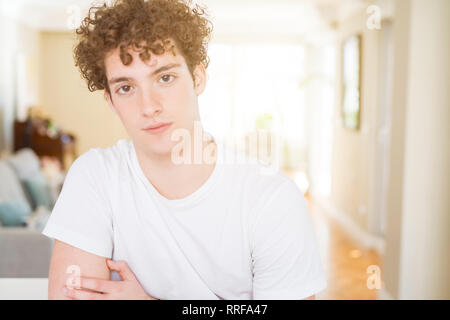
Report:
41,150,113,258
250,179,327,300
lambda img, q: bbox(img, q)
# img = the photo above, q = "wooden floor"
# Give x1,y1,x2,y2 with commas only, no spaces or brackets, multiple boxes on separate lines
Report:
283,169,382,299
306,197,382,300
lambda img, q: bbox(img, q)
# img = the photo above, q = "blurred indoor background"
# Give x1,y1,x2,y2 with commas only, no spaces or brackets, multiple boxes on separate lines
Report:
0,0,448,300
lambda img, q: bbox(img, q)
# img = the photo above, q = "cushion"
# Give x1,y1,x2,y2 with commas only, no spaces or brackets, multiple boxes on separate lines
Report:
0,200,31,226
24,206,51,232
6,149,42,209
0,160,32,213
23,172,53,210
7,148,41,180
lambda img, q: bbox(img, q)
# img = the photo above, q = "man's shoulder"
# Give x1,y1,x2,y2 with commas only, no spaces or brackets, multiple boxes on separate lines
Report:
220,147,292,201
70,138,131,174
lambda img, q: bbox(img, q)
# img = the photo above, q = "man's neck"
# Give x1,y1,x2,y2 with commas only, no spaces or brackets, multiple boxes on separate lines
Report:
135,138,218,200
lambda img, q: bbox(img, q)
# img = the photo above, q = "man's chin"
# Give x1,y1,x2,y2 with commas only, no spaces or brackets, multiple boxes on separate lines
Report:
138,138,177,158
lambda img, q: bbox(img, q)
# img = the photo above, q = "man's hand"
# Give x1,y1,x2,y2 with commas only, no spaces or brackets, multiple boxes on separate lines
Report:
62,259,157,300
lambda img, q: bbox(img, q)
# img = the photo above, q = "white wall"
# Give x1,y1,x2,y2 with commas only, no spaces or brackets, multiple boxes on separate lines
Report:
397,0,450,299
329,6,382,235
0,13,18,152
384,0,450,299
0,13,41,153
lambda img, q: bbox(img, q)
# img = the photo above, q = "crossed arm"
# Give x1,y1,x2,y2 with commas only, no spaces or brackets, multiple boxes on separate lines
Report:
48,240,155,299
48,240,314,300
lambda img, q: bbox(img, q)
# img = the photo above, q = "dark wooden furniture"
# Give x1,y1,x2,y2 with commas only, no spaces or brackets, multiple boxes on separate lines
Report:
13,119,77,170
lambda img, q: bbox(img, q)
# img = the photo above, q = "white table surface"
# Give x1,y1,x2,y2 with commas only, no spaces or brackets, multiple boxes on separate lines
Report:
0,278,48,300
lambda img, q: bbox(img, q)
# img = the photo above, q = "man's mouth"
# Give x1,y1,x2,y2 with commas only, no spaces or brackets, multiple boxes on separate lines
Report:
142,122,173,134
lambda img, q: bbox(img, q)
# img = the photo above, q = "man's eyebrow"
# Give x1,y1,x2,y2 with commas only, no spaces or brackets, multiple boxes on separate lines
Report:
151,63,181,76
108,63,182,86
108,76,133,86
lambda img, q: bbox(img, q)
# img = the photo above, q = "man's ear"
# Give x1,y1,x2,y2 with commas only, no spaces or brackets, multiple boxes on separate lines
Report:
193,63,207,96
104,89,117,115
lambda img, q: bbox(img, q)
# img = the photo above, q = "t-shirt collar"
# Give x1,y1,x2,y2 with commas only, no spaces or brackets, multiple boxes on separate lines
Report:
128,134,224,208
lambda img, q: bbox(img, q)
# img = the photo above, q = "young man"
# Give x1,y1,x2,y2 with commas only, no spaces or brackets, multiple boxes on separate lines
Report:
42,0,327,300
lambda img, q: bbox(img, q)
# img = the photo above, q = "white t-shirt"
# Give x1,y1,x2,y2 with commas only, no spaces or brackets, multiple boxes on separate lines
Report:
42,138,327,300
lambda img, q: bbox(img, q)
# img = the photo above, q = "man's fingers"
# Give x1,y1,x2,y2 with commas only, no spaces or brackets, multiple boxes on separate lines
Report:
78,277,120,294
107,260,135,281
63,286,106,300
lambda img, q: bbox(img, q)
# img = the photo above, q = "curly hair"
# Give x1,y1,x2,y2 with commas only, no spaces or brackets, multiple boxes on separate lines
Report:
74,0,213,93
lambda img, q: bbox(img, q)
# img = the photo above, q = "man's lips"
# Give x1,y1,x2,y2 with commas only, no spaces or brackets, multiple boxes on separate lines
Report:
142,122,172,134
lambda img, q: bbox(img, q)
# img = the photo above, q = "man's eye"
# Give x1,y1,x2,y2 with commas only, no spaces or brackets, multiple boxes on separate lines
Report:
159,74,175,83
117,85,132,94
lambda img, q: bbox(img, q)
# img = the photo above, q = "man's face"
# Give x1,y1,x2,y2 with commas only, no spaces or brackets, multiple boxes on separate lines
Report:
104,41,206,157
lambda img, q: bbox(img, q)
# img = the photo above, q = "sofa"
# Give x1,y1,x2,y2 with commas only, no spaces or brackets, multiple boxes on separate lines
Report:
0,148,65,278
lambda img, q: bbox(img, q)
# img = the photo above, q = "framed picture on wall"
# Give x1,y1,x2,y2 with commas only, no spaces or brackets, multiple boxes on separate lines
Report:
341,34,362,130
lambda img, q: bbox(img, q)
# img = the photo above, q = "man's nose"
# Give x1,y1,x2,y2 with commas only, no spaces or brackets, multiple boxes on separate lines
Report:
139,88,162,117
